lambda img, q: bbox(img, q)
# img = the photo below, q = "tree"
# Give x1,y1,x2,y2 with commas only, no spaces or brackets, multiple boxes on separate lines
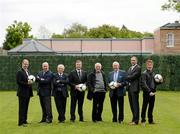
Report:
51,33,64,38
63,23,88,38
3,20,32,50
161,0,180,12
38,26,51,39
88,24,120,38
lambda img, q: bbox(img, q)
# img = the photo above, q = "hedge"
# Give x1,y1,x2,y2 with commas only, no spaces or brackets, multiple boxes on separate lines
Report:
0,55,179,91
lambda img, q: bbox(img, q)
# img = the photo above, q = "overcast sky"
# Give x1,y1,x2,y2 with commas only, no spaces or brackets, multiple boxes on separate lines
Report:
0,0,179,46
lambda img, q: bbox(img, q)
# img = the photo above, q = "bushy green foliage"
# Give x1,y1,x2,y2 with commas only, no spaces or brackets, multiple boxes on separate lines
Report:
0,55,179,90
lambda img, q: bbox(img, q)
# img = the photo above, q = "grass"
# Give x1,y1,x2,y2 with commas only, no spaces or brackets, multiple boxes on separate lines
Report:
0,91,180,134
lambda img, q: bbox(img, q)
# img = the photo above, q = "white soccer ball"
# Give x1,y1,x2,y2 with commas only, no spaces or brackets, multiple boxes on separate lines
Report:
77,84,87,91
154,74,163,83
81,84,87,91
109,81,117,89
28,75,36,83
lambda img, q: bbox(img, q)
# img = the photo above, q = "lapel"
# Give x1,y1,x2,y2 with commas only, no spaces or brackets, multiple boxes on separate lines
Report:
22,68,28,78
130,65,138,74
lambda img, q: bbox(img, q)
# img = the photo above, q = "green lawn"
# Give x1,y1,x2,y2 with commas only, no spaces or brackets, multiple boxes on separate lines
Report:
0,91,180,134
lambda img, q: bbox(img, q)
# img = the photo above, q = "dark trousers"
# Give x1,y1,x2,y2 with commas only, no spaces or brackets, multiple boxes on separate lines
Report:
128,91,139,123
110,93,124,122
18,96,30,125
70,92,85,121
54,91,67,122
141,93,155,123
39,96,53,121
92,92,105,121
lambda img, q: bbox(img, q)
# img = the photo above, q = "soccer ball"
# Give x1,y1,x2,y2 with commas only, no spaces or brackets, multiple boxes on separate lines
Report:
77,84,87,91
109,81,117,89
154,74,163,83
28,75,36,83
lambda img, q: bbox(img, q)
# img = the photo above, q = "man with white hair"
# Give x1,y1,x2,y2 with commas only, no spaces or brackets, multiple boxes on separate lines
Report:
36,62,53,123
87,63,107,122
108,61,127,123
52,64,69,123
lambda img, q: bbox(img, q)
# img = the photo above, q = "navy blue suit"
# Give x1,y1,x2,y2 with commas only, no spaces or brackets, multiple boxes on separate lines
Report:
36,70,53,122
52,73,69,122
108,70,127,122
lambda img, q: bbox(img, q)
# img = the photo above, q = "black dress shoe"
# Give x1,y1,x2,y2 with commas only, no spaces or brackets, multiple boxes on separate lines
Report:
23,121,28,124
18,124,27,127
149,121,156,124
46,119,52,123
113,119,117,122
79,118,84,122
39,120,46,123
97,118,102,122
70,119,75,122
59,120,65,123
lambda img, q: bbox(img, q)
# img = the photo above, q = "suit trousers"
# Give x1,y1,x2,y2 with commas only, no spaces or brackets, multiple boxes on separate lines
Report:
110,92,124,122
128,91,139,123
141,93,155,123
92,92,105,121
18,96,30,125
39,96,53,121
54,91,67,122
70,91,85,121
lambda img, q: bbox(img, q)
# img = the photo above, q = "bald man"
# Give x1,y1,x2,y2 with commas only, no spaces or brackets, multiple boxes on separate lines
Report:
126,56,141,125
87,63,107,122
16,59,33,126
52,64,69,123
36,62,53,123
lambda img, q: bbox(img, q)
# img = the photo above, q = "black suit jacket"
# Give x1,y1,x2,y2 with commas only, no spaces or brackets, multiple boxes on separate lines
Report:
16,68,33,98
126,64,141,92
68,69,87,96
52,73,69,97
141,70,160,94
87,70,107,100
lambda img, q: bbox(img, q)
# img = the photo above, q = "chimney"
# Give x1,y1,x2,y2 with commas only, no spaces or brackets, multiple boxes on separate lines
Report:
175,20,179,23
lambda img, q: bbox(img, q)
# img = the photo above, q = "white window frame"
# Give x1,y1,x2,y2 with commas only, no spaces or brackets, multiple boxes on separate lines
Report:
166,33,174,47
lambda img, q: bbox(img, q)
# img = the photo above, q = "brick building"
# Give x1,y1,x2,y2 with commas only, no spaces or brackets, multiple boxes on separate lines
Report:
8,21,180,55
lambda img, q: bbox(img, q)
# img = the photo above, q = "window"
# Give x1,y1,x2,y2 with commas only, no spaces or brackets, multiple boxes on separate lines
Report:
166,33,174,47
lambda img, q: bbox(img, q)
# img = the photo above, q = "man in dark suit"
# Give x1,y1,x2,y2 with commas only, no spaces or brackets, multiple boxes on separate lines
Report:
87,63,107,122
108,61,127,123
16,59,33,126
126,56,141,125
68,60,87,122
36,62,53,123
52,64,69,123
141,59,163,126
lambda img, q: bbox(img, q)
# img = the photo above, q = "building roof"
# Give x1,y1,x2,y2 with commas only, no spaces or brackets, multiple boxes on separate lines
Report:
160,21,180,29
8,40,55,55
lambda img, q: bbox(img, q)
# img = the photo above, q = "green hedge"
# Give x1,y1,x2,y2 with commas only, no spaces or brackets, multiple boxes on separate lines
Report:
0,55,179,91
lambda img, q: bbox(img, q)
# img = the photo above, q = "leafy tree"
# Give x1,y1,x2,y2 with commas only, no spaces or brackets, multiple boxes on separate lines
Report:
88,24,120,38
63,23,88,38
38,26,51,39
3,20,32,50
51,33,64,38
162,0,180,12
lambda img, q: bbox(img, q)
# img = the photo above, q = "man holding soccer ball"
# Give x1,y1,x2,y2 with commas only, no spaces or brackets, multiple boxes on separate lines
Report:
16,59,33,126
141,59,163,126
68,60,87,122
108,61,127,123
87,63,107,122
